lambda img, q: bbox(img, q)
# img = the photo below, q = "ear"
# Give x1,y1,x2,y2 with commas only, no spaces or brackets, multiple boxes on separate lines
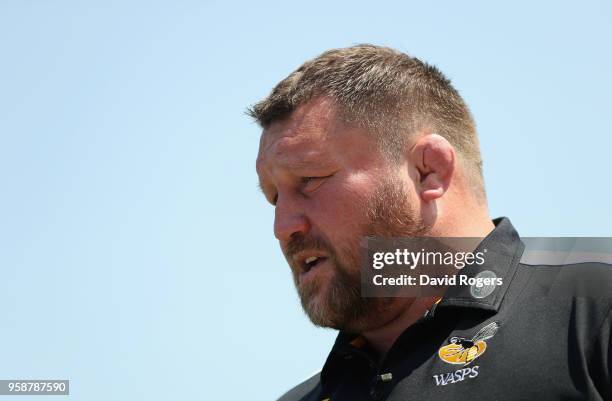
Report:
410,134,455,203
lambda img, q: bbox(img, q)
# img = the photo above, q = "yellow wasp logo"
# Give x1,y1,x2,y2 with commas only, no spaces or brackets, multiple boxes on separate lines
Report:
438,321,499,365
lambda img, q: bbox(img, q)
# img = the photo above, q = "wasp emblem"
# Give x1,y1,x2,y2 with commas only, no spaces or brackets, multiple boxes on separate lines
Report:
438,321,499,365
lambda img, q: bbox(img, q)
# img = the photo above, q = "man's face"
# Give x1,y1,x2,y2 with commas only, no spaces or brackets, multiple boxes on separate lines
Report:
256,97,429,332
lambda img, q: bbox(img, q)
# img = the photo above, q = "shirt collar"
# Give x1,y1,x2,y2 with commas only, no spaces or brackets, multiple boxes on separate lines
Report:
435,216,525,312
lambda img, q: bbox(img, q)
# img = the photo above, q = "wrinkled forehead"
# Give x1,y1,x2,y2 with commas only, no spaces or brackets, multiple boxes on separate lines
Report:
257,98,341,166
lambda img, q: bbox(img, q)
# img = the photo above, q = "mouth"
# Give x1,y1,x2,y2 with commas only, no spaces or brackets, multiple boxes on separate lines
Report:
293,253,329,281
303,256,327,274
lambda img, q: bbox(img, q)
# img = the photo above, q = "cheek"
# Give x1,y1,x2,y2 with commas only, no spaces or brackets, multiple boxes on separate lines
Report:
308,172,378,237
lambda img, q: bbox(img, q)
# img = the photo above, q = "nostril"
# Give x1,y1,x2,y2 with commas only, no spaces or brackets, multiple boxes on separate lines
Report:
274,213,310,242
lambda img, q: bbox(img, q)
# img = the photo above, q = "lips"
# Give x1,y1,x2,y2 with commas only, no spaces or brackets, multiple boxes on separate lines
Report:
298,257,329,286
303,256,327,274
289,251,329,282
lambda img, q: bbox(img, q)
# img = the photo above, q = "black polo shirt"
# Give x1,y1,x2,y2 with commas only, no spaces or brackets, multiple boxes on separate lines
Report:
278,217,612,401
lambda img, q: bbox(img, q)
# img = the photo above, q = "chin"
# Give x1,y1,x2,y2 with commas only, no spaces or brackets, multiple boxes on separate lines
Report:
301,292,343,329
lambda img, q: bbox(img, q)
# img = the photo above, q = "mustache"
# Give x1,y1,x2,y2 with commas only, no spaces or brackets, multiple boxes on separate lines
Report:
284,233,335,260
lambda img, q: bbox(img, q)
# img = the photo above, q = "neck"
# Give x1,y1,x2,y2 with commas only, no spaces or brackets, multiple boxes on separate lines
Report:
361,296,439,359
361,214,496,358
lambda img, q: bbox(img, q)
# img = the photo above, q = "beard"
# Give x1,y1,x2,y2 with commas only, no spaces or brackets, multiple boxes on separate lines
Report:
286,177,428,332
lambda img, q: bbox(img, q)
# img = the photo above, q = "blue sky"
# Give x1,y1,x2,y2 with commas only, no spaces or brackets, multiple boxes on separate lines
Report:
0,1,610,400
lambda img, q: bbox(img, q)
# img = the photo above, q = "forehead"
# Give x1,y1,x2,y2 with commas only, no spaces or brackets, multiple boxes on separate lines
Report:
256,97,343,168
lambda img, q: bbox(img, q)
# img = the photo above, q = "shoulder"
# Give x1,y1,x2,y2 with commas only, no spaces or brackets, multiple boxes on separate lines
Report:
276,371,321,401
514,261,612,344
519,261,612,300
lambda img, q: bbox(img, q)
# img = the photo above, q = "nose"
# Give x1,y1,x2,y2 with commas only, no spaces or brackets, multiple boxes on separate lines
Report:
273,194,310,242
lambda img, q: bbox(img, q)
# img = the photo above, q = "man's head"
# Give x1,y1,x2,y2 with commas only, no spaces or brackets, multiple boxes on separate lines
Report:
252,45,488,333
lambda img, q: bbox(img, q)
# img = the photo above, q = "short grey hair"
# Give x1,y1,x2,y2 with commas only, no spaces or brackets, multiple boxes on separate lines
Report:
248,44,485,198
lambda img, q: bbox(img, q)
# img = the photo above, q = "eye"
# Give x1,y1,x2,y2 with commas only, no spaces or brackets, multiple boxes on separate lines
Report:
301,175,331,193
301,176,319,184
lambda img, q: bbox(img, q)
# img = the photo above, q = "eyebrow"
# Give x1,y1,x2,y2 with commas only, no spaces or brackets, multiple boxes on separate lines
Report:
282,152,334,171
257,180,274,202
255,160,270,196
255,151,332,200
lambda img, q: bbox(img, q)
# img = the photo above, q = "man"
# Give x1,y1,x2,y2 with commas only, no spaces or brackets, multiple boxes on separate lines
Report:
250,45,611,400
